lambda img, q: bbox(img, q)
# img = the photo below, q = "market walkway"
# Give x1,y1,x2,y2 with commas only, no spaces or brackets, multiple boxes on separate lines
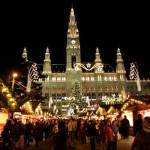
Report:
25,136,134,150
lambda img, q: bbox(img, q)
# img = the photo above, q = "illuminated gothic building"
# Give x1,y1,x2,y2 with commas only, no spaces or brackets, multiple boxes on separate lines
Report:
22,8,150,115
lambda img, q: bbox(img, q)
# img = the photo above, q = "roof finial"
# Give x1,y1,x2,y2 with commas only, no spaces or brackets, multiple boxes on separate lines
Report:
46,47,49,53
71,3,73,9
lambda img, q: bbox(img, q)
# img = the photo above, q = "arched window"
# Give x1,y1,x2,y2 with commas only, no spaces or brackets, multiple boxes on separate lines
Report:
72,55,76,68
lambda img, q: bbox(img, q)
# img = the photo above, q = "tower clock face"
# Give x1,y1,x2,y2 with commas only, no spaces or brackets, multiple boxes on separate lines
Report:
71,40,76,44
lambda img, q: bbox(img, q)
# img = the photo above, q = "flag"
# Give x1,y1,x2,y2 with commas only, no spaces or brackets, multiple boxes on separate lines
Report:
26,62,39,92
129,62,141,91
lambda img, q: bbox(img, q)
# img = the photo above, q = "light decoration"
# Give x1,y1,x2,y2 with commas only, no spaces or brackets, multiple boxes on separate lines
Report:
1,82,17,109
6,93,11,97
121,98,146,111
107,106,118,114
48,97,53,108
107,106,113,114
74,62,103,71
9,98,15,102
1,79,33,113
86,63,91,68
27,62,39,92
86,96,90,107
35,103,42,115
2,87,8,93
101,94,125,105
68,107,74,116
66,96,75,101
22,101,33,113
129,62,141,91
96,106,106,116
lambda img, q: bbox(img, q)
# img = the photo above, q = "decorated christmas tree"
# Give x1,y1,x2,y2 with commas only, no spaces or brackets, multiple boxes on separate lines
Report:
69,80,87,111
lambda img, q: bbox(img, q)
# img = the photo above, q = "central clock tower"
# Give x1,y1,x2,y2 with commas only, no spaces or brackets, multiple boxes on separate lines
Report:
66,7,81,71
71,39,76,44
66,7,81,91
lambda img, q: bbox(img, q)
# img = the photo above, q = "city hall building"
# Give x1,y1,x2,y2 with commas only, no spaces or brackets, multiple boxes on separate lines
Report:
22,8,150,115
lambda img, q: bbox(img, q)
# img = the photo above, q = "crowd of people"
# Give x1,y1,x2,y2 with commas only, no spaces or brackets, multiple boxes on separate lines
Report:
1,114,150,150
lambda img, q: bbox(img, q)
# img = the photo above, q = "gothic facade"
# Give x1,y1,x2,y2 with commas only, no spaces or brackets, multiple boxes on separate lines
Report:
22,8,150,115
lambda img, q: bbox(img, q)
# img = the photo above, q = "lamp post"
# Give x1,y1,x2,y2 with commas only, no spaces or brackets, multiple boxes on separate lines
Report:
12,73,18,92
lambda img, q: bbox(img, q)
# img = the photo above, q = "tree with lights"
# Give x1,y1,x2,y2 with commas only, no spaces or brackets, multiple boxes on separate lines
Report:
69,80,87,111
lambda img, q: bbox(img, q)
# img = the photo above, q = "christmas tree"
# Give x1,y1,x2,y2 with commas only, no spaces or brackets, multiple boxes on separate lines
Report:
69,80,87,111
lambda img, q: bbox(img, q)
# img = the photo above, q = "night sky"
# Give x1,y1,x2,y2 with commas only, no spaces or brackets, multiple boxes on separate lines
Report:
0,1,149,79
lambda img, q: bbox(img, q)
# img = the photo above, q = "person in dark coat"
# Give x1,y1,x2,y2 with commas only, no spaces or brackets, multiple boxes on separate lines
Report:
1,119,12,150
33,121,43,147
11,119,21,150
87,120,97,150
24,119,33,146
133,114,143,136
121,115,130,139
43,121,51,142
52,121,68,150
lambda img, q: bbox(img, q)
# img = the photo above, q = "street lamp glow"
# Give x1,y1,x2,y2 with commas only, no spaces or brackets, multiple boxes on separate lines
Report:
12,73,18,91
13,73,18,78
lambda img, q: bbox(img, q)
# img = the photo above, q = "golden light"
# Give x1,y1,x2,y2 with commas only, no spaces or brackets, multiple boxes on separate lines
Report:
12,73,18,91
2,87,8,92
6,93,11,97
12,102,16,106
9,98,15,102
12,73,18,78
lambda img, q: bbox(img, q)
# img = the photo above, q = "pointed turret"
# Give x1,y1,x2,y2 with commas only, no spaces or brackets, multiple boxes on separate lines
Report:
66,7,81,71
68,7,79,39
22,47,28,61
43,47,51,74
116,47,126,81
94,47,104,73
116,48,126,73
95,47,102,63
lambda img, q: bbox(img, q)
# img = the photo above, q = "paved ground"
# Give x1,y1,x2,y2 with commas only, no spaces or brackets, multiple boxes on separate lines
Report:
25,136,134,150
117,136,134,150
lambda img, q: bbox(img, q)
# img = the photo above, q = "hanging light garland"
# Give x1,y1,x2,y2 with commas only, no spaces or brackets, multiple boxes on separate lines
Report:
121,98,146,111
0,79,33,113
1,82,17,110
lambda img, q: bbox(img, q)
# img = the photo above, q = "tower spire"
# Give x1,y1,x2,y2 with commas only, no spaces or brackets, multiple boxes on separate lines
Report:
68,7,78,38
22,47,28,61
95,47,102,63
116,47,126,73
43,47,51,74
116,47,126,80
66,6,81,71
94,47,104,73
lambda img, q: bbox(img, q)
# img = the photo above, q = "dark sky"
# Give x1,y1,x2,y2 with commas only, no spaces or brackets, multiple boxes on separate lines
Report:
0,1,150,79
